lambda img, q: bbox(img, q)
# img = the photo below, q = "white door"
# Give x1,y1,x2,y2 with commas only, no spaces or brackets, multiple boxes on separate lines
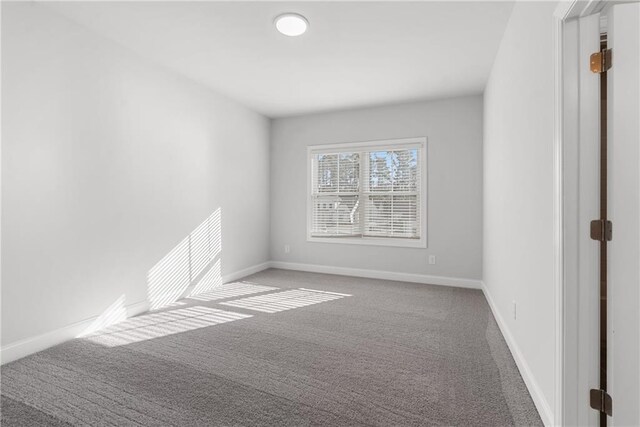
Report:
608,3,640,426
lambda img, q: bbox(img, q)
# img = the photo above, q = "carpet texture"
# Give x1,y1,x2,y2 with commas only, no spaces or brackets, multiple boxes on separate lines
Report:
1,269,542,426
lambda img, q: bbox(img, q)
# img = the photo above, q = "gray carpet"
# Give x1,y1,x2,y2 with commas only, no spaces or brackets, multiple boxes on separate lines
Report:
1,269,542,426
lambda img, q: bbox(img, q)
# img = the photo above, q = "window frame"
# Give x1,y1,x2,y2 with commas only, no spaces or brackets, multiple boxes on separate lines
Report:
306,137,427,248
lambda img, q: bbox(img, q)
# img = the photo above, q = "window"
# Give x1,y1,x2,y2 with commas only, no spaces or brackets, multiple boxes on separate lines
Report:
307,137,426,248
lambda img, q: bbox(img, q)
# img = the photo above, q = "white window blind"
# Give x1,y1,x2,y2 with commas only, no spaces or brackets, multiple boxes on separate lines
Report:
308,138,426,246
311,153,361,237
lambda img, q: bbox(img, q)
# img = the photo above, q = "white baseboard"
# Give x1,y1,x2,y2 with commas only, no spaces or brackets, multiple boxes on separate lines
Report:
1,262,550,425
222,262,271,284
269,261,482,289
126,300,151,318
481,281,554,426
0,298,149,366
0,261,271,366
0,260,481,367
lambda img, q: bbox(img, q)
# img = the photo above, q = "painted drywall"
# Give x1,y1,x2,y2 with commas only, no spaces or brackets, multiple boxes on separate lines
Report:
1,3,270,347
44,2,513,118
270,97,483,280
483,1,559,424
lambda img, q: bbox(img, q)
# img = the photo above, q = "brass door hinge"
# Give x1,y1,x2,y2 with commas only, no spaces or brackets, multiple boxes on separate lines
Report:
590,389,613,416
591,48,612,73
590,219,613,241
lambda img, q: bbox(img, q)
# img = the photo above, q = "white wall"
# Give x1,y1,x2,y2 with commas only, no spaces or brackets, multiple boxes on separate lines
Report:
483,1,559,424
270,97,483,281
1,4,270,350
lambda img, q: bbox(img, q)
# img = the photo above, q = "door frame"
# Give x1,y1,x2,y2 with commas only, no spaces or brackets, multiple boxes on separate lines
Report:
554,2,590,425
554,1,621,425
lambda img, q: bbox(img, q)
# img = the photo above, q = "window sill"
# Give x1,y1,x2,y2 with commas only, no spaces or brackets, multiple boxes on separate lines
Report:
306,236,427,248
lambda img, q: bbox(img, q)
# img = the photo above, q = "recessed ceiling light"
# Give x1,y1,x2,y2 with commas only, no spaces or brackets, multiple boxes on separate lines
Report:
275,13,309,37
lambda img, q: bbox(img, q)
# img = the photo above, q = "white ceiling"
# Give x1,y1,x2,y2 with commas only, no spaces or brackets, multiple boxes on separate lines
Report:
47,1,514,118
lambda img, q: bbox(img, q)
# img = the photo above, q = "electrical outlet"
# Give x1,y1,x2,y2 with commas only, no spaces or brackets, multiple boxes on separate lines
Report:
284,244,290,254
512,301,517,320
428,255,436,265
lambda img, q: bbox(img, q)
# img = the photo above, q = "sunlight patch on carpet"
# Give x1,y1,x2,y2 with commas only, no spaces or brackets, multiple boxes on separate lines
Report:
188,281,278,302
220,288,349,313
84,306,251,346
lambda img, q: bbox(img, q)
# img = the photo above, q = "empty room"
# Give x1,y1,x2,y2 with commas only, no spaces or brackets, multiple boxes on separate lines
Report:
1,1,639,426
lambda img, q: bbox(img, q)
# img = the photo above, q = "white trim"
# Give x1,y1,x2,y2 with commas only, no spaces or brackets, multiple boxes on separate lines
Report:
553,3,570,426
555,2,611,425
222,261,271,284
554,0,609,21
307,136,426,154
482,281,554,427
306,236,426,248
0,260,476,365
0,299,149,366
126,300,151,318
0,261,271,365
306,136,428,249
269,261,481,290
